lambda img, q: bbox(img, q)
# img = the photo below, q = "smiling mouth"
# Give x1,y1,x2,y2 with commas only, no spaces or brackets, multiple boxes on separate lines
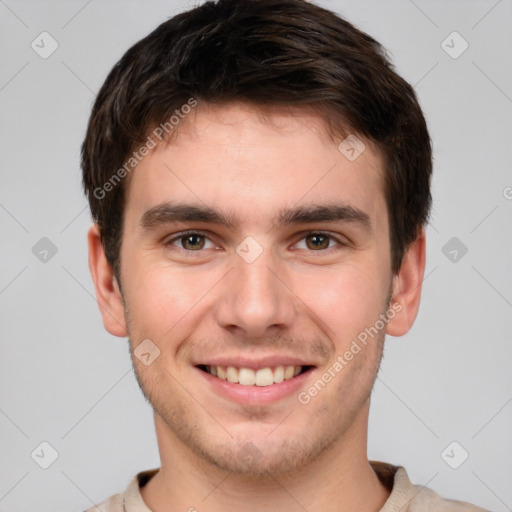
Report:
197,364,314,386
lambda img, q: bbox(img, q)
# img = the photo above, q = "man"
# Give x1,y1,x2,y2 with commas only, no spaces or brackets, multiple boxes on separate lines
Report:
81,0,487,510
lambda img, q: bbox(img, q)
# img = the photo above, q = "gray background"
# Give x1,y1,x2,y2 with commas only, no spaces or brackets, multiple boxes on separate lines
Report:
0,0,511,510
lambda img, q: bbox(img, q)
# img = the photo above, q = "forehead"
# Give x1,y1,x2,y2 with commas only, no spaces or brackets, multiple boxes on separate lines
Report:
125,102,386,229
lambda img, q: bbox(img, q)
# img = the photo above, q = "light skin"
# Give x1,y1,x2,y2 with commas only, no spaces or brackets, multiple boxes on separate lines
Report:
88,102,426,511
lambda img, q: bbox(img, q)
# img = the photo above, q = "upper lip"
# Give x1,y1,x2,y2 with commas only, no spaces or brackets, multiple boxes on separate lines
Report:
194,355,317,370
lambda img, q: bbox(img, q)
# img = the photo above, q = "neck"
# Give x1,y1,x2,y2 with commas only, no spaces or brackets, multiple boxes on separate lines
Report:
141,403,390,512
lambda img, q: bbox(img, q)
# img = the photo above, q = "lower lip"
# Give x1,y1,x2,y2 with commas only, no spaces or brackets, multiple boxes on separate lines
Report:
195,367,315,405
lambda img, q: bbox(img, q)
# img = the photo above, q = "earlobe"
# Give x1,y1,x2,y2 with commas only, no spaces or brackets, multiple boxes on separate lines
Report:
385,230,426,337
87,224,128,337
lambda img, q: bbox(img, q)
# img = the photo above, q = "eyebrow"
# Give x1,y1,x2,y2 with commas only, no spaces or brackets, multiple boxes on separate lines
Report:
140,201,371,232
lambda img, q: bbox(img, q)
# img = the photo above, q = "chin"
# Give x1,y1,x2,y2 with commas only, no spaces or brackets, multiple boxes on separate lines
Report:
186,428,335,478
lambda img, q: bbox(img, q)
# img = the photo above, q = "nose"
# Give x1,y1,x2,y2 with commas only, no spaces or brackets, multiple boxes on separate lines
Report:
214,246,296,339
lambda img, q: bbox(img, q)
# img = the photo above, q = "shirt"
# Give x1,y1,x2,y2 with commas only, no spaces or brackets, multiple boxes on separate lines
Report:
84,461,488,511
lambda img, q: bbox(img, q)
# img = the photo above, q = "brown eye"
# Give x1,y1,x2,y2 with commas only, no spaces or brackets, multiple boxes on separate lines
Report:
305,233,331,250
166,231,215,251
180,233,205,250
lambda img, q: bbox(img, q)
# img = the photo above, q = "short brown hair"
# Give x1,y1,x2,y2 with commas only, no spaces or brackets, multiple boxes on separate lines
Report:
81,0,432,276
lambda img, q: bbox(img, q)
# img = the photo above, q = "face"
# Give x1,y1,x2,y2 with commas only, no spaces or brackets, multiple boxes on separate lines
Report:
90,102,424,477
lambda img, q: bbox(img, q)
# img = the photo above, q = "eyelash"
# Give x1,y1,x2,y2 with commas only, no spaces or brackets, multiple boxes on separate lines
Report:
164,230,347,255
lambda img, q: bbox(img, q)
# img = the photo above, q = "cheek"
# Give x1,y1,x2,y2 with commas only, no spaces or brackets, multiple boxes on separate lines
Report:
122,264,184,335
292,263,388,340
123,260,224,340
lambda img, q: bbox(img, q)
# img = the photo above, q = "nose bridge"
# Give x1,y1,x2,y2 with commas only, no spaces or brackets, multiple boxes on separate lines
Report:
215,242,295,336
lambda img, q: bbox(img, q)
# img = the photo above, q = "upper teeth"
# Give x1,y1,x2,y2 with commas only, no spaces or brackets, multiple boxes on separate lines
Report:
208,365,302,386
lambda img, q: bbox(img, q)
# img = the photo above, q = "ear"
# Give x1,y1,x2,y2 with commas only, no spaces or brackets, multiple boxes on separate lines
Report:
87,224,128,337
385,229,426,337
